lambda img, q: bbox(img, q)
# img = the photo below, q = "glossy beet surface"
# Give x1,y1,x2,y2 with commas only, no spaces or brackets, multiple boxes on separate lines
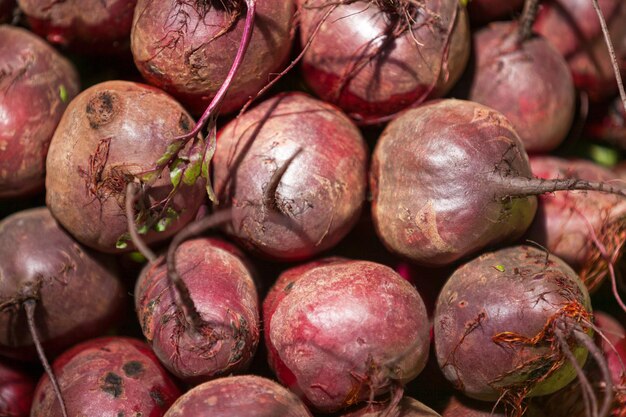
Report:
0,26,79,198
370,99,536,266
0,207,125,361
298,0,470,124
30,337,181,417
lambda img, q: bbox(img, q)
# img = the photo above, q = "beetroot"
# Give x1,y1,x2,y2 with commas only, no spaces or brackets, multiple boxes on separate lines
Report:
0,25,79,199
526,156,626,292
135,237,260,385
264,258,430,413
17,0,137,54
340,397,441,417
297,0,470,124
370,99,626,267
467,20,575,153
0,360,36,417
212,92,368,261
45,80,206,253
0,207,125,361
434,245,603,411
30,337,181,417
468,0,524,26
533,0,626,101
131,0,294,116
164,375,312,417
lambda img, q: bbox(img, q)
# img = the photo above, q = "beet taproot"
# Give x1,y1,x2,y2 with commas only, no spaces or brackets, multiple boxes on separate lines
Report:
264,258,430,413
0,25,79,199
212,92,368,261
164,375,312,417
45,80,206,253
30,337,181,417
526,156,626,292
467,20,575,153
434,245,606,413
17,0,137,54
297,0,470,124
370,99,626,267
135,237,260,385
131,0,294,116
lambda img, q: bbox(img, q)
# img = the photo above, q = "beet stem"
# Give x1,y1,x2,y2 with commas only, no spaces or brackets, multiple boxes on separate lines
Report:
167,0,257,148
126,182,157,263
379,381,403,417
591,0,626,113
166,210,233,331
24,299,68,417
496,176,626,198
555,325,597,417
517,0,540,42
574,326,615,417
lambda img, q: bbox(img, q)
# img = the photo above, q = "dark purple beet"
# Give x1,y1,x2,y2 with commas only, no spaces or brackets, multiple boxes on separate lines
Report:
0,360,36,417
370,99,626,267
212,92,368,261
468,21,575,153
526,156,626,292
45,80,206,253
131,0,294,115
30,337,181,417
298,0,470,124
264,258,430,413
533,0,626,101
0,25,79,199
135,237,260,385
0,207,125,361
17,0,137,54
434,246,595,408
164,375,312,417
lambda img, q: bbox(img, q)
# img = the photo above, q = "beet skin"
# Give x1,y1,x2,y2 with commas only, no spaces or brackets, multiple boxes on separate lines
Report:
30,337,181,417
164,375,312,417
264,258,430,413
45,80,206,253
213,92,368,261
0,26,79,198
0,207,125,361
434,245,592,403
135,237,260,385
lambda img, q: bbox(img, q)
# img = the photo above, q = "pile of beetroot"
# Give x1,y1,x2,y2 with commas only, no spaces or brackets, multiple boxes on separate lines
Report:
2,0,626,416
